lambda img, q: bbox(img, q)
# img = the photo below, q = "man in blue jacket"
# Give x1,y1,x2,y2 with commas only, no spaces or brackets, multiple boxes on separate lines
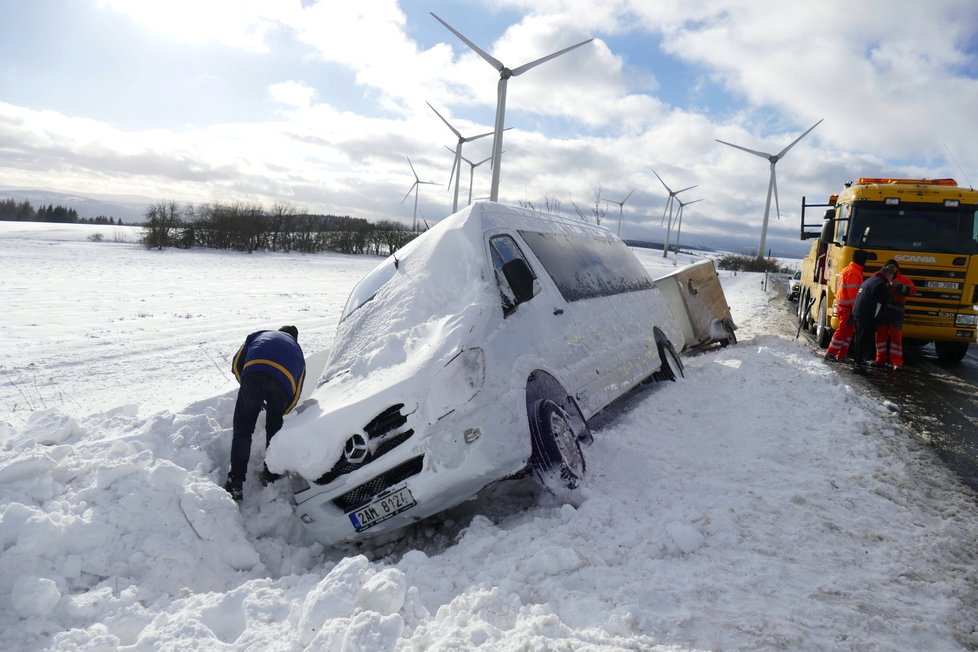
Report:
224,325,305,502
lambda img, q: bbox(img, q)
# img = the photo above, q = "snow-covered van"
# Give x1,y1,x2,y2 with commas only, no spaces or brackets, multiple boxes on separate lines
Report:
267,201,685,545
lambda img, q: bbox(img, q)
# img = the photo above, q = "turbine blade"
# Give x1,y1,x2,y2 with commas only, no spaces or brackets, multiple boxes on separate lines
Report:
463,129,495,143
715,138,771,160
406,155,419,181
660,198,671,225
427,102,462,139
623,188,636,203
771,166,781,220
401,182,417,204
776,118,823,159
675,184,697,196
511,38,593,76
651,168,671,193
448,149,461,189
431,13,504,72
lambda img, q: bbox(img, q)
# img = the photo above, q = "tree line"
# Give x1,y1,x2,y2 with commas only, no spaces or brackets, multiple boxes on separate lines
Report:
0,198,126,225
141,200,417,255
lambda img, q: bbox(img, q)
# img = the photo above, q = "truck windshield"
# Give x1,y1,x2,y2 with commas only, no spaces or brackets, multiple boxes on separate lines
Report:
847,202,978,254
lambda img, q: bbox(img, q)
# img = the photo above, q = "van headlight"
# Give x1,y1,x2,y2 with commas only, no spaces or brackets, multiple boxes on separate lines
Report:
955,314,977,326
429,348,486,419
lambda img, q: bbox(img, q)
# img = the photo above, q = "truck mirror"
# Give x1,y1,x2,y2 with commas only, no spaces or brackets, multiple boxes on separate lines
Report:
818,218,836,245
502,259,536,304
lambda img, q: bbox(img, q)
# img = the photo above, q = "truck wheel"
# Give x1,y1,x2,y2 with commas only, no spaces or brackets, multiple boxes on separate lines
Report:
529,399,585,492
816,298,832,348
935,341,969,362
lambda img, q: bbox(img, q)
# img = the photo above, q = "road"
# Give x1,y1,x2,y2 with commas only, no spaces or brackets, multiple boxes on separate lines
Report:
779,276,978,492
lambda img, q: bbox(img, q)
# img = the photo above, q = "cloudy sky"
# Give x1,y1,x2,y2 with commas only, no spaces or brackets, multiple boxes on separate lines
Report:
2,0,977,256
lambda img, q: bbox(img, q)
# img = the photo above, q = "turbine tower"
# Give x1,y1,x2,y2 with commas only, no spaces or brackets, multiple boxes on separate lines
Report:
715,118,823,257
652,168,696,258
671,196,703,261
431,13,593,202
427,102,494,213
401,156,438,232
601,189,636,238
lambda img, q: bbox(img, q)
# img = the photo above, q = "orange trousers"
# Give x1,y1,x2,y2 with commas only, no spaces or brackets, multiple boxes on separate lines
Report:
875,325,904,367
825,308,853,359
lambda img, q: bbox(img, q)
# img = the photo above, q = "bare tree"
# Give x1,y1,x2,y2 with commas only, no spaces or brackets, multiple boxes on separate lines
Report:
518,194,562,215
141,200,182,249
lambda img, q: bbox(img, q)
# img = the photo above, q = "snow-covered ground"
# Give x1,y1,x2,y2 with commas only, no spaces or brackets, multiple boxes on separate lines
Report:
2,221,976,651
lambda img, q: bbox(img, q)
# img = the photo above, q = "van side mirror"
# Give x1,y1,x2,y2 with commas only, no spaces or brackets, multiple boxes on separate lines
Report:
502,259,535,304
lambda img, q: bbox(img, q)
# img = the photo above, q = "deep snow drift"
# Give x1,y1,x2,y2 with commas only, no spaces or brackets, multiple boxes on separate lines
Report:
1,222,976,651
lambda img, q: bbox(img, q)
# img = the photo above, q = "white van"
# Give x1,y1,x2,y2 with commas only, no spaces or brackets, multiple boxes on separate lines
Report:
267,201,685,546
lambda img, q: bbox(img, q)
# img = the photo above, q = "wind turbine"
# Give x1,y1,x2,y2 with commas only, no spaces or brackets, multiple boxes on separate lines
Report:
431,13,593,202
427,102,495,213
602,189,636,238
671,196,703,261
459,152,494,206
651,168,696,258
715,118,823,257
401,156,438,232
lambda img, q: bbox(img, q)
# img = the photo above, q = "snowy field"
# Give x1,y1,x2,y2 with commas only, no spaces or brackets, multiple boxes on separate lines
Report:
2,221,977,651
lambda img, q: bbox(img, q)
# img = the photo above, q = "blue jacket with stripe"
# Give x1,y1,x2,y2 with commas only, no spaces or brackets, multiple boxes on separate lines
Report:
232,330,306,414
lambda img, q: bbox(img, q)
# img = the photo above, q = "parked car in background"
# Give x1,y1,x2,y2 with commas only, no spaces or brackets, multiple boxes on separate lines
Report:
267,201,686,546
788,270,801,301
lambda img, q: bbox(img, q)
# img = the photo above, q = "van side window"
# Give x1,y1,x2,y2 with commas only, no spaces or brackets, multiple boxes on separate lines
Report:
489,235,534,314
518,230,653,302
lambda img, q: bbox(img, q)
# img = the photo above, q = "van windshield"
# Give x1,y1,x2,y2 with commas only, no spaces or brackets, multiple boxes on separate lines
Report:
341,257,398,321
518,230,653,302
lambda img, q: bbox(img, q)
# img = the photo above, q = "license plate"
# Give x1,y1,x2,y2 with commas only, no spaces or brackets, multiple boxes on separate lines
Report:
349,487,416,532
926,281,958,289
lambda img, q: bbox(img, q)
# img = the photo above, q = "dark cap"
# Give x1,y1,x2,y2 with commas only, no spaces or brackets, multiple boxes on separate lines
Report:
279,325,299,341
884,258,899,269
852,250,870,266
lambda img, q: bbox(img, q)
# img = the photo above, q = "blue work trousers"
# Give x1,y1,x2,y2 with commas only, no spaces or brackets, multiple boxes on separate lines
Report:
229,373,289,482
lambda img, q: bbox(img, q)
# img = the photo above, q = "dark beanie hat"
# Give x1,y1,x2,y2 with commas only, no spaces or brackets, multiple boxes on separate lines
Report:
279,325,299,341
852,249,869,266
884,258,899,269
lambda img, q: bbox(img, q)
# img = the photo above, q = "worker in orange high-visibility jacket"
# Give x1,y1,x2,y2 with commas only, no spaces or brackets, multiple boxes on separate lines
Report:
875,258,916,369
824,249,870,361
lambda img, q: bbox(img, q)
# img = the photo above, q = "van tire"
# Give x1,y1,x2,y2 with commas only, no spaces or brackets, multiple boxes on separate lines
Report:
655,340,684,382
529,399,585,492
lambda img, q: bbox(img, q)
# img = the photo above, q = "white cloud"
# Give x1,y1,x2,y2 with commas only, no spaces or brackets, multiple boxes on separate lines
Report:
96,0,299,53
268,81,317,109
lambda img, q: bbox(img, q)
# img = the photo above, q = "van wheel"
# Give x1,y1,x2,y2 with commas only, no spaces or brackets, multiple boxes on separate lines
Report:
654,340,684,382
529,399,585,492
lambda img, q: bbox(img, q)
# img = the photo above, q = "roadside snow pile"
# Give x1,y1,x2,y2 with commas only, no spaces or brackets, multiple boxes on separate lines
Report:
2,324,977,650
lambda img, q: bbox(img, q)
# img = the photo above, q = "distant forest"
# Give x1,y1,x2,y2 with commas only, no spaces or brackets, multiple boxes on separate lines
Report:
142,200,416,255
0,199,122,225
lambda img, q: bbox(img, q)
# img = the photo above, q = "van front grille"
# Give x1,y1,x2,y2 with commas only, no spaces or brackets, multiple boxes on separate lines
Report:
313,404,414,486
332,456,424,512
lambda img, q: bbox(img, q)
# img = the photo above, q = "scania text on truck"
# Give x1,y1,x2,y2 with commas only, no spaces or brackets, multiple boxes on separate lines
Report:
796,177,978,362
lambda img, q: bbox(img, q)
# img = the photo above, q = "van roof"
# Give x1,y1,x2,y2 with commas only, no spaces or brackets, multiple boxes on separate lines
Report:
443,200,617,240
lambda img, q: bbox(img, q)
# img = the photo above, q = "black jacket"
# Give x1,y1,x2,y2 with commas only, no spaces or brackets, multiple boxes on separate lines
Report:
852,273,892,327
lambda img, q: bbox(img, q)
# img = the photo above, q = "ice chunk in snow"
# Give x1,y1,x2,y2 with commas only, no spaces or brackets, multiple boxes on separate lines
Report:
11,576,61,619
22,409,80,445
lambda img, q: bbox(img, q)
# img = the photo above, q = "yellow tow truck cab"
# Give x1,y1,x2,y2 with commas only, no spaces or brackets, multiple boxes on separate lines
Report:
797,177,978,362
